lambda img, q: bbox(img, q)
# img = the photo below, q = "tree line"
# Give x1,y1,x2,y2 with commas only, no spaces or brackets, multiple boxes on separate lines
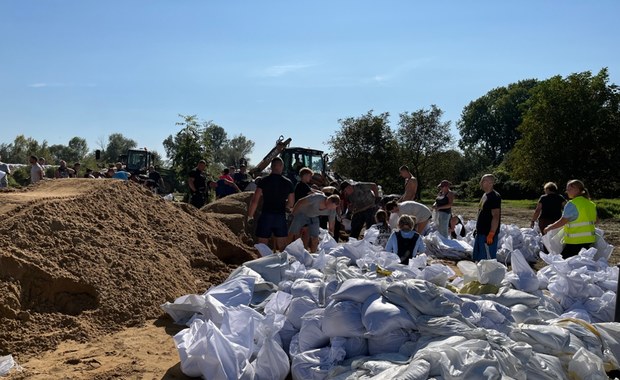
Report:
328,68,619,199
1,68,618,198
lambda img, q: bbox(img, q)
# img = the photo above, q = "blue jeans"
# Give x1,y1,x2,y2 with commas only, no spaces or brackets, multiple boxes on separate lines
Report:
472,233,498,261
436,211,451,238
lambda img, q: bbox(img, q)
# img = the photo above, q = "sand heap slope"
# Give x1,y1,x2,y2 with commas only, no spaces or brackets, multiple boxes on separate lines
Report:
0,179,257,359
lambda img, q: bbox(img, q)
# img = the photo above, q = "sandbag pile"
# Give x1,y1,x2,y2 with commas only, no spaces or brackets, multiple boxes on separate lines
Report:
163,231,620,380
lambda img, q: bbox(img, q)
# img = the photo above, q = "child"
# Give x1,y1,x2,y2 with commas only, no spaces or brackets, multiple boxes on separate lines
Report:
368,209,392,248
385,214,425,265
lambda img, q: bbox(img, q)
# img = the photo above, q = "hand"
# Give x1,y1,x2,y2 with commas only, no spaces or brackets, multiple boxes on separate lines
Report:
530,221,535,228
486,231,495,245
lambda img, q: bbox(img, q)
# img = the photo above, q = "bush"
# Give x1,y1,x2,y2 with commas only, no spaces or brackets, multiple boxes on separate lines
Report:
596,199,620,220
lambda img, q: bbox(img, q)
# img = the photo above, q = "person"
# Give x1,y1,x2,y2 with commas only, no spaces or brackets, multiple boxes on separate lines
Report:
215,168,240,198
385,200,433,235
472,174,501,261
0,154,11,188
247,157,294,251
385,215,425,265
219,167,234,182
112,163,130,181
367,209,392,248
148,165,165,193
84,168,95,179
530,182,566,234
188,160,215,208
233,164,252,191
398,165,418,201
433,180,455,238
29,155,44,184
340,180,380,240
288,193,340,252
55,160,72,178
71,162,81,178
543,180,597,259
450,215,467,239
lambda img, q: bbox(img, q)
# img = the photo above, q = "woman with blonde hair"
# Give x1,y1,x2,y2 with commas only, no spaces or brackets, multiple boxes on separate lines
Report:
384,214,425,264
544,180,597,258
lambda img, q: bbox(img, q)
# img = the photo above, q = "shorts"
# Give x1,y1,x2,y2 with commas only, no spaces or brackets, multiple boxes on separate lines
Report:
289,214,320,237
256,212,288,238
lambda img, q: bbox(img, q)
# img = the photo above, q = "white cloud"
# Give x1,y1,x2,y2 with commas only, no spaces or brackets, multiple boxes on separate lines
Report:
261,63,317,77
27,82,96,88
367,57,434,84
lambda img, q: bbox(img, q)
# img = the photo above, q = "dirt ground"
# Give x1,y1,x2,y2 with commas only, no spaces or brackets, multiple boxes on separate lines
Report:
1,182,618,379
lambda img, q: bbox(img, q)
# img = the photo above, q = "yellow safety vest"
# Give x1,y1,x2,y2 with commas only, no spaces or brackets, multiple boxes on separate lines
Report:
563,196,597,245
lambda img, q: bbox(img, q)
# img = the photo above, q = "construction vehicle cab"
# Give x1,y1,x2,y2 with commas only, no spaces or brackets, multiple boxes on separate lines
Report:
124,148,150,174
281,147,329,186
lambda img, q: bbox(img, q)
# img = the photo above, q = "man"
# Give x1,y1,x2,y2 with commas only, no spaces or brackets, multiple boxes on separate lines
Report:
112,162,130,181
398,165,418,201
29,155,44,184
340,180,380,240
473,174,501,261
148,165,165,192
385,200,433,234
233,164,252,191
71,162,81,178
188,160,215,208
247,157,294,252
0,154,11,188
55,160,72,178
289,193,340,252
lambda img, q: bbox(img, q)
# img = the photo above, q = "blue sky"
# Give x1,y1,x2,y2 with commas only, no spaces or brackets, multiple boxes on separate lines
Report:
1,1,619,165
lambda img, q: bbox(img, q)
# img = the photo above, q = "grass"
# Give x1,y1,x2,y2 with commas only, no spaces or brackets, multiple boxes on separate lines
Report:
453,198,620,219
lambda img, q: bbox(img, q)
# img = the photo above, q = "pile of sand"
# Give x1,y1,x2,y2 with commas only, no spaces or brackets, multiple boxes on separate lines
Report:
0,179,257,359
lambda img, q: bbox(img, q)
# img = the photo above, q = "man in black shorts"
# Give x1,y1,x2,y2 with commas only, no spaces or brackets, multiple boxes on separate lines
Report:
247,157,294,251
188,160,215,208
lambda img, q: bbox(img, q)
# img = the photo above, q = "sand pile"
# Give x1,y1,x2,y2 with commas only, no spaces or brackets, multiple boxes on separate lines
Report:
203,191,258,244
0,179,257,359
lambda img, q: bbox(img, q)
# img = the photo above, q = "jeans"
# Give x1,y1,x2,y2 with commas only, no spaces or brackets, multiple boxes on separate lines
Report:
436,211,451,238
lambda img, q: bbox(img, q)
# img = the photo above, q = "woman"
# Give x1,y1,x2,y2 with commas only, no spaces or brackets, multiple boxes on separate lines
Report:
543,180,597,259
385,214,425,265
530,182,566,234
433,180,454,238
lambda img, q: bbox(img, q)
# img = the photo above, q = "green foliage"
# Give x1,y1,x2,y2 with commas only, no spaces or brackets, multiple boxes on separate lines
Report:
596,199,620,219
509,68,620,198
163,114,212,191
222,134,255,168
397,105,453,196
458,79,538,165
328,110,401,194
102,133,138,164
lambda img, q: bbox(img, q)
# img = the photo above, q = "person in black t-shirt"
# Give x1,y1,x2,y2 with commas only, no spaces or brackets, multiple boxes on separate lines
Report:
247,157,294,251
187,160,215,208
530,182,566,234
473,174,501,261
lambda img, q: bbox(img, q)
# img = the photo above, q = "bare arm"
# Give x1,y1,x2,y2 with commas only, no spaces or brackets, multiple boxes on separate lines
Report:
400,178,417,201
328,219,335,236
530,202,542,227
544,217,569,234
248,188,263,218
286,193,295,211
490,208,500,234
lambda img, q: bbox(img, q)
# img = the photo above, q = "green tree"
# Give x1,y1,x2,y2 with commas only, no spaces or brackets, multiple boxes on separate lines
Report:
48,137,89,164
205,123,228,165
509,68,620,197
1,135,44,164
222,134,255,168
397,105,453,197
458,79,538,165
328,110,401,194
103,133,137,163
163,114,212,189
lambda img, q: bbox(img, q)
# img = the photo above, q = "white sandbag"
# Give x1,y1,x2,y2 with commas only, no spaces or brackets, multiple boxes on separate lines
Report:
509,324,571,355
457,260,479,284
383,279,459,318
220,306,264,355
409,253,429,269
361,294,416,336
507,249,540,292
324,280,339,301
278,319,298,355
355,250,401,272
290,345,346,380
161,294,207,325
367,328,411,355
477,259,506,286
421,263,455,287
593,228,614,261
594,322,620,371
0,355,16,377
291,279,324,305
286,296,319,330
524,353,567,380
285,238,315,268
542,227,565,255
318,229,339,251
423,232,473,260
461,300,514,335
331,336,369,359
568,347,607,380
415,315,486,340
254,243,274,257
321,300,366,338
485,287,541,308
330,278,383,303
174,319,207,377
511,304,549,324
298,309,330,352
234,251,289,284
584,290,616,322
253,333,290,380
206,276,256,307
264,291,293,316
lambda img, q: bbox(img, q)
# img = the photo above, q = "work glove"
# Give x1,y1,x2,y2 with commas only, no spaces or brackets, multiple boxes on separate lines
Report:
486,231,495,245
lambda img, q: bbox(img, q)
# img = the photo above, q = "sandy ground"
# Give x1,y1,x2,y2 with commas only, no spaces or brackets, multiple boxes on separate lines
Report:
2,182,618,379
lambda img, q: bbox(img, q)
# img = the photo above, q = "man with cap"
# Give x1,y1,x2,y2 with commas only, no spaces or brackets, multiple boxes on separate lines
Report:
433,179,455,238
340,180,380,240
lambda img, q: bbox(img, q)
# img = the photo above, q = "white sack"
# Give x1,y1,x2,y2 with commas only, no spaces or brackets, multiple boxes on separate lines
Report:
330,278,383,303
383,279,459,318
509,324,571,355
367,328,411,356
290,346,346,380
506,249,540,292
238,251,289,284
286,296,319,330
331,336,369,359
321,300,366,338
568,347,607,380
478,259,506,286
0,355,17,377
285,238,314,268
290,279,324,305
361,294,416,336
298,309,330,352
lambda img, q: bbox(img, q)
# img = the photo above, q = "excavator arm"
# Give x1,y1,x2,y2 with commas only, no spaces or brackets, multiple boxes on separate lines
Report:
249,136,292,177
